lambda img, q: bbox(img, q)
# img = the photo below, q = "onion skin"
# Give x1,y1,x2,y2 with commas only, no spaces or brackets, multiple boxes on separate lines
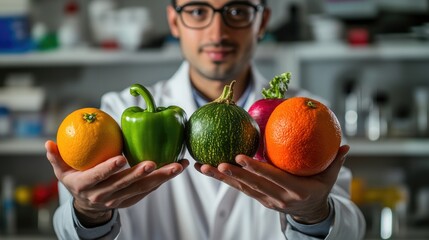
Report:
248,99,284,161
247,72,291,161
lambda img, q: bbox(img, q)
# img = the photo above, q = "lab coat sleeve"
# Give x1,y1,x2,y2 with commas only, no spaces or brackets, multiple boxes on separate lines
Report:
280,167,366,240
53,182,122,240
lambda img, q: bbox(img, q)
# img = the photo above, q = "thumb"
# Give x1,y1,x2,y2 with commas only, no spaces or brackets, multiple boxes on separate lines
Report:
329,144,350,171
45,140,74,179
317,145,349,181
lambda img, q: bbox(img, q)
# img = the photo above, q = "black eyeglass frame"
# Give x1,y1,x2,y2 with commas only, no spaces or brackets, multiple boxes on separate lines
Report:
174,1,265,29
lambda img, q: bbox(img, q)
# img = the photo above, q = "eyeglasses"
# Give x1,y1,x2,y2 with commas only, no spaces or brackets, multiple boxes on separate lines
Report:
174,1,264,29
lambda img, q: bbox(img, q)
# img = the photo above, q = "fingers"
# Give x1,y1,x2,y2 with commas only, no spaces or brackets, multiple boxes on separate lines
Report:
329,144,350,171
108,160,189,205
46,139,126,185
195,147,350,202
82,158,189,192
71,159,189,210
106,160,186,208
234,155,305,193
221,162,286,197
314,144,349,184
45,140,74,178
195,162,289,211
195,162,268,199
79,155,129,188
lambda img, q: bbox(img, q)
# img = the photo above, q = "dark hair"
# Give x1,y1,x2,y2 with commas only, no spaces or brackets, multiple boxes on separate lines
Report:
171,0,267,6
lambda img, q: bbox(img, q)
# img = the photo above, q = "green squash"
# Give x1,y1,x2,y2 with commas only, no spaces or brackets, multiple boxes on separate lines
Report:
186,81,260,166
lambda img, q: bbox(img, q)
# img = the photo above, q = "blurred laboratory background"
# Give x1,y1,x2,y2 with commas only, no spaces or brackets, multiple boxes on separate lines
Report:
0,0,428,239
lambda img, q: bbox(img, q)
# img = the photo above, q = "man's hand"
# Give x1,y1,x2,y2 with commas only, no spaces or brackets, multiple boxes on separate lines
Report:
45,140,189,227
195,145,350,224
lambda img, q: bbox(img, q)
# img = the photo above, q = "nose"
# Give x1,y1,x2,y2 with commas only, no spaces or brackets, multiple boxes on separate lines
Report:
207,12,228,42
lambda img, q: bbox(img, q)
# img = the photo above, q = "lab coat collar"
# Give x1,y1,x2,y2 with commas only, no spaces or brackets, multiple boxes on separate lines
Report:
244,61,269,110
163,61,198,116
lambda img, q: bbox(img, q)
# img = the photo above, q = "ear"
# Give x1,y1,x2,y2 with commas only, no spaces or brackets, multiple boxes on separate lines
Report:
167,5,180,38
257,8,271,39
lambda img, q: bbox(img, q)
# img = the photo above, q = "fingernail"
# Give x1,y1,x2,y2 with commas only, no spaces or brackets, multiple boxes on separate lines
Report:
204,171,214,177
145,165,155,173
170,167,180,174
116,158,127,167
236,159,247,167
222,170,232,176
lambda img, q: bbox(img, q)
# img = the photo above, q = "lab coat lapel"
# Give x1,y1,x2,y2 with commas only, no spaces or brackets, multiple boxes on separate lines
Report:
212,67,269,219
244,65,269,110
162,62,198,115
163,61,220,199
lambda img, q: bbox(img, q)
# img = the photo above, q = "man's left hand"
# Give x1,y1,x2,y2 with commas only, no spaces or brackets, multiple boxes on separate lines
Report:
194,145,350,224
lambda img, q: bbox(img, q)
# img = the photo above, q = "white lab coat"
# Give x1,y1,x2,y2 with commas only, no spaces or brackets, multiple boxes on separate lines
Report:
54,62,365,240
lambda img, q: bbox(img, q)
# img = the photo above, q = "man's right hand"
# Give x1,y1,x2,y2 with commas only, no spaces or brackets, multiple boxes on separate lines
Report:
45,140,189,227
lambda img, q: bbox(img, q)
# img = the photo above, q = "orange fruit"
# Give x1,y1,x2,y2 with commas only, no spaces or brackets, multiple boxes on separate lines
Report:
265,97,341,176
56,108,123,171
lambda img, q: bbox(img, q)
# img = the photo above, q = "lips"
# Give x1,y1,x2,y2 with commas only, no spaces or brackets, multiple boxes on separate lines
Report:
205,50,230,61
203,48,234,62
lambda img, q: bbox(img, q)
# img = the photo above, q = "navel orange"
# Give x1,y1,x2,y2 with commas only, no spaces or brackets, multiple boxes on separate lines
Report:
265,97,341,176
56,108,123,171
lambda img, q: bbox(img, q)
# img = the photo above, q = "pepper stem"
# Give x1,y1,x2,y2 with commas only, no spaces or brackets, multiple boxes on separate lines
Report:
83,113,97,123
130,83,157,112
214,80,236,104
262,72,291,99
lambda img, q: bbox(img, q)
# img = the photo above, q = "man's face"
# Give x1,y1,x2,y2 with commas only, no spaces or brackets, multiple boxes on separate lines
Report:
168,0,270,82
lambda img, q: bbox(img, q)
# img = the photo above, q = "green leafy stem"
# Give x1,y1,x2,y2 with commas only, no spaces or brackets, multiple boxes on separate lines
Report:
262,72,291,99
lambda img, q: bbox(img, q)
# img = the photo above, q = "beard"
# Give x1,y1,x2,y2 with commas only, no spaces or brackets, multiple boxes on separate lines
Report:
179,35,257,83
195,62,236,82
193,40,245,82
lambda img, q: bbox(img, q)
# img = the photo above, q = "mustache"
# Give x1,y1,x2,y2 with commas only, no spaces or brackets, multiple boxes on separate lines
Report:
198,40,237,52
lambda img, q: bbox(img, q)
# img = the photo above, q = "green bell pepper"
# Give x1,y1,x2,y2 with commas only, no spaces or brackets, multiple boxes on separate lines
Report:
121,83,187,167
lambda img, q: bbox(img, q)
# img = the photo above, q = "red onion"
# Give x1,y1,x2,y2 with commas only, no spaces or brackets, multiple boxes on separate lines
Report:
248,72,291,161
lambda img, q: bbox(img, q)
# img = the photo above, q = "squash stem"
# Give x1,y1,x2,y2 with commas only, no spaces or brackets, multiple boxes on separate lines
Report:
215,80,236,104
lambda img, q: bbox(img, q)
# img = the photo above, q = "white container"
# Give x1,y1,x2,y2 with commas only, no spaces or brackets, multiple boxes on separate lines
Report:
416,187,429,218
116,7,153,51
58,1,82,49
309,15,343,42
88,0,117,44
414,87,428,137
1,176,16,235
0,73,46,112
0,0,30,15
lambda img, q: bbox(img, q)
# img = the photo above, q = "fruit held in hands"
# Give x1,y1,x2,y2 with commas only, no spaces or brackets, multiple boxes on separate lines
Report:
186,81,260,166
265,97,341,176
57,108,123,171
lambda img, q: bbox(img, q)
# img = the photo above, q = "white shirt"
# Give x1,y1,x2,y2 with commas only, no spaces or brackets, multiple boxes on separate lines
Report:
53,62,366,240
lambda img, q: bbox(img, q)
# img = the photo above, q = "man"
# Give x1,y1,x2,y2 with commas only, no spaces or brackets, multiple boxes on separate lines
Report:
45,0,366,239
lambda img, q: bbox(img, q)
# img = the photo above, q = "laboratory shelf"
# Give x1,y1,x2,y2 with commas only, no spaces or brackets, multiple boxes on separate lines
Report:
348,138,429,157
0,43,278,67
0,137,49,155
